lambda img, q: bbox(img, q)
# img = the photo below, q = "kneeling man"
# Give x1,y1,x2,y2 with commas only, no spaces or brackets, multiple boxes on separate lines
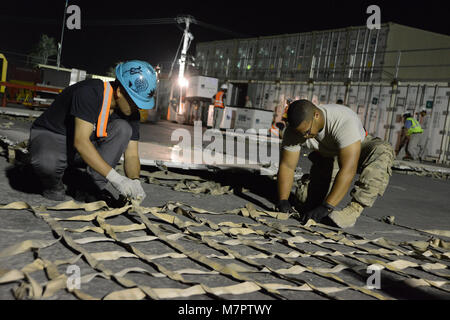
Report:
277,100,395,228
29,60,157,205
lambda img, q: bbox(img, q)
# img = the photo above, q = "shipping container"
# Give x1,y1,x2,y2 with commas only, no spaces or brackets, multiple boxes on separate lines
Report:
424,86,449,160
192,23,450,164
186,76,218,99
196,23,450,83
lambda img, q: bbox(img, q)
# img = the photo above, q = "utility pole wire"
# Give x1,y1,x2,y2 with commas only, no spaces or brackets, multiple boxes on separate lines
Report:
57,0,69,68
0,15,251,38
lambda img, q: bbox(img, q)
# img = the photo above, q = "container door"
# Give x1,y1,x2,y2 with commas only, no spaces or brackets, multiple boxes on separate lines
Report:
374,86,393,140
329,85,339,104
365,85,382,135
405,85,420,113
390,86,408,147
236,40,249,80
427,87,450,160
348,85,359,113
356,85,369,124
254,83,265,109
296,84,309,100
318,84,329,106
337,85,346,104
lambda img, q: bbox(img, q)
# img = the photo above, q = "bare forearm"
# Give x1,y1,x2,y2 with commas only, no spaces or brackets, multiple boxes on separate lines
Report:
325,169,355,207
277,164,295,201
124,156,140,179
75,140,112,177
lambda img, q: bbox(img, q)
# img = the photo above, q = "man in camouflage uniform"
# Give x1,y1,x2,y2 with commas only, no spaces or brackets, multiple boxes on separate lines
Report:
277,100,395,228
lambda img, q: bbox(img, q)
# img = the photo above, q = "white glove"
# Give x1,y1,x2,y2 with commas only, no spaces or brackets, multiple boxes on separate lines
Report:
130,179,146,201
106,169,134,198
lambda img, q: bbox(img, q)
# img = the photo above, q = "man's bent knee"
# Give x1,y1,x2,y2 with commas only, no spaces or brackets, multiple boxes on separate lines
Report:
108,119,133,141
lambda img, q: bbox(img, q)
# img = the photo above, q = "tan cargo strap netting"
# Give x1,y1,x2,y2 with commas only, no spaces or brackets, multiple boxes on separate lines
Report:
141,170,236,196
392,161,450,181
0,194,449,300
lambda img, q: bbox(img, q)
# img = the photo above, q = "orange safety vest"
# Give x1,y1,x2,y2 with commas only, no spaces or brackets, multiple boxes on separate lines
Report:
270,124,280,137
214,91,225,109
96,82,113,138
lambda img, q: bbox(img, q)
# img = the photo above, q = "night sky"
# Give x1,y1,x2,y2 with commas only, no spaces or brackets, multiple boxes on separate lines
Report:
1,0,449,75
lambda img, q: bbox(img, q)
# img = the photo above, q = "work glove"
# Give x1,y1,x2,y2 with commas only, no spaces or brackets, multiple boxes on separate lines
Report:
130,179,146,201
106,168,135,198
276,200,295,213
302,202,335,224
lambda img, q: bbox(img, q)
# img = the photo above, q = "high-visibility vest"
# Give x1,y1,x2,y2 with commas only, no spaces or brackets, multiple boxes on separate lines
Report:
282,105,288,121
96,82,113,138
406,117,423,136
214,91,225,109
270,124,280,137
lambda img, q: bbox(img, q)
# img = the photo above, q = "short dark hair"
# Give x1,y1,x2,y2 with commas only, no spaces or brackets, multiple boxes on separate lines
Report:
112,79,121,90
287,100,316,128
336,99,344,104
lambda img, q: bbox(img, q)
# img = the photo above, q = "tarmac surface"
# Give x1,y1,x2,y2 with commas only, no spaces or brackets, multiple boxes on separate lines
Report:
0,106,449,300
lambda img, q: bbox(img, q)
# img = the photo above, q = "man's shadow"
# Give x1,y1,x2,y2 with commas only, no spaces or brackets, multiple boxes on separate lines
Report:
5,163,42,194
5,162,94,199
148,166,280,211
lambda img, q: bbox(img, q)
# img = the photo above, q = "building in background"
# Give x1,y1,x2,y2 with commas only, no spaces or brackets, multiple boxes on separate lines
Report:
192,22,450,164
196,22,450,85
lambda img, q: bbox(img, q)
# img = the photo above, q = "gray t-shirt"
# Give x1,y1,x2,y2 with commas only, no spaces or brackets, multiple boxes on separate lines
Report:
282,104,366,157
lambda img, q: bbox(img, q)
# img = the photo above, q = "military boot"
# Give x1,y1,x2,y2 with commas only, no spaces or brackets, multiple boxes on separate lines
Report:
42,180,67,201
328,201,364,228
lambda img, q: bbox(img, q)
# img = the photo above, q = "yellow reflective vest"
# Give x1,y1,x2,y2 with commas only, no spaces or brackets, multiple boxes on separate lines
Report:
406,117,423,136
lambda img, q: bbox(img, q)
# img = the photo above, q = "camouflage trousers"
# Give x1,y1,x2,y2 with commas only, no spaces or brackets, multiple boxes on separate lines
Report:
295,135,395,210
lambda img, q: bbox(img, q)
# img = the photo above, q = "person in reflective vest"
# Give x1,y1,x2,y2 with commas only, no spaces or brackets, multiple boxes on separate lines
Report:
270,124,280,137
212,84,227,129
29,60,157,206
396,112,423,161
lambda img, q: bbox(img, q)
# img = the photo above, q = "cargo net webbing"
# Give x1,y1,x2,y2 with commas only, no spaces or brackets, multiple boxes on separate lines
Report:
0,199,449,300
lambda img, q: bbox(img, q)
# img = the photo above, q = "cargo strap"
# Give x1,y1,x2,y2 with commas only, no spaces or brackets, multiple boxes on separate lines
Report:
1,197,449,300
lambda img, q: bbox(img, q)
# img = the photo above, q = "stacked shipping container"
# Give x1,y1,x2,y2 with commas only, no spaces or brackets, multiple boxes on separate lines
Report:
191,22,450,163
196,25,391,82
196,22,450,83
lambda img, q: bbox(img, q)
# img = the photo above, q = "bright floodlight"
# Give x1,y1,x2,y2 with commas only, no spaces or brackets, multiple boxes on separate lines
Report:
178,77,189,87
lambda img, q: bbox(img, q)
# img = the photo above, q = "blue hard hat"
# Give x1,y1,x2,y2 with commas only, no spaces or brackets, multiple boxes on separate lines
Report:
115,60,157,110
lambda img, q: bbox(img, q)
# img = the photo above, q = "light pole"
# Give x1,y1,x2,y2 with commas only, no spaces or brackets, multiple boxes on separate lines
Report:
57,0,69,69
176,16,194,115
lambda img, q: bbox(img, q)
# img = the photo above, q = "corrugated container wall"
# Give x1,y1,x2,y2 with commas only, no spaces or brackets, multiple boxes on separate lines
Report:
195,23,450,83
191,23,450,164
196,25,393,82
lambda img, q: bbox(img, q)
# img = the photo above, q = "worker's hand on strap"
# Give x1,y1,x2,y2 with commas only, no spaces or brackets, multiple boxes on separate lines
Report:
130,179,146,202
276,200,295,213
302,202,335,224
106,168,135,199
